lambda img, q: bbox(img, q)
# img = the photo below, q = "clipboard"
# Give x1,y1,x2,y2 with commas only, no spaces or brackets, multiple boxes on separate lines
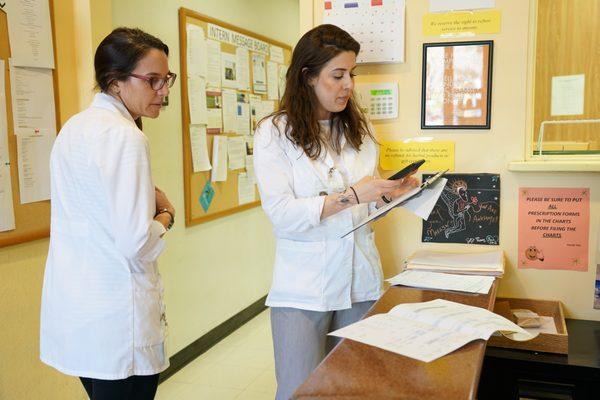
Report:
341,169,448,238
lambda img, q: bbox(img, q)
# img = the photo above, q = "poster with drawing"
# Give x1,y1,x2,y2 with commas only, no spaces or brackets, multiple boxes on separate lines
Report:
518,188,589,271
422,173,500,245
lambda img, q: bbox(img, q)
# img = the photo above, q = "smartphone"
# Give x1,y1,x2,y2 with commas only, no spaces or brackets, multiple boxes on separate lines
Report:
387,159,426,180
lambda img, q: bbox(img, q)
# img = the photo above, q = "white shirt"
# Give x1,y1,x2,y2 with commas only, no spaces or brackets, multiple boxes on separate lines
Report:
253,116,384,312
40,93,168,379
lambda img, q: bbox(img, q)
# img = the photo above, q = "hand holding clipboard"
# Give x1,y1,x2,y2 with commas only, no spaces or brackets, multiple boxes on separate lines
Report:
341,169,448,238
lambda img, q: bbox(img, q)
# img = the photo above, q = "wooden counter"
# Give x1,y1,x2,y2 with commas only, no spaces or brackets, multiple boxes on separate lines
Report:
293,280,499,400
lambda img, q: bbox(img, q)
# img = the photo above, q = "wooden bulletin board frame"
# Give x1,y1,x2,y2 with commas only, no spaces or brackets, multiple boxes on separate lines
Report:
0,3,60,247
178,8,292,226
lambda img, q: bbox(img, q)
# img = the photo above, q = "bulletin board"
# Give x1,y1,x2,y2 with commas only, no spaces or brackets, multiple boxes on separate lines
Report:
0,5,59,247
179,8,291,226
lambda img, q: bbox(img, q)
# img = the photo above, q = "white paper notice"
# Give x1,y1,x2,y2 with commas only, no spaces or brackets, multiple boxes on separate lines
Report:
227,136,246,170
207,108,223,133
278,65,287,100
237,172,256,205
429,0,495,12
235,47,250,91
9,61,56,135
270,45,285,64
186,24,207,78
267,61,279,100
551,74,585,116
211,135,228,182
251,54,267,94
245,154,255,183
387,270,495,294
5,0,55,68
206,40,222,89
222,89,237,133
190,125,211,172
221,52,238,89
236,102,250,136
188,76,208,125
17,132,54,204
0,60,16,232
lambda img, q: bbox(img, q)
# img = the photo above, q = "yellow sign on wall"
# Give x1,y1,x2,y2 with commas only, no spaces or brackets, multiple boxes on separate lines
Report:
423,10,501,36
380,141,455,172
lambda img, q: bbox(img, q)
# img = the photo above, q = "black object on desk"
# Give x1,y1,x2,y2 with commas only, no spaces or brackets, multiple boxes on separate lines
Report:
478,319,600,400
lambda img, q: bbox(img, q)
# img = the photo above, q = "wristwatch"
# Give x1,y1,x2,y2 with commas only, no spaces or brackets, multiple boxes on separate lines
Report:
156,208,174,230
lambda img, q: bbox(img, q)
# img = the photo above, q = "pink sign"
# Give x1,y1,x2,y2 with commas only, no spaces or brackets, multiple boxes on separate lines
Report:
518,188,590,271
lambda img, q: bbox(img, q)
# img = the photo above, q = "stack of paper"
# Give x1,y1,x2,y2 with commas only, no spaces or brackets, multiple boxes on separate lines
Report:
387,270,495,294
329,299,536,363
405,250,504,276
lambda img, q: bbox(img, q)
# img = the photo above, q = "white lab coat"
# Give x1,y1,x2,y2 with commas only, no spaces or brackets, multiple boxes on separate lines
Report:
253,116,384,312
40,93,168,379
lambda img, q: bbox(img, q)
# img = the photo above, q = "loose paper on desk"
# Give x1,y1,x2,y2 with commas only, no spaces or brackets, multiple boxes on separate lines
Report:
186,24,207,78
9,61,56,135
341,173,447,238
0,60,16,232
267,61,279,100
17,132,54,203
211,136,228,182
235,48,250,91
5,0,55,69
237,172,256,205
251,54,267,94
222,89,237,133
227,136,246,170
190,125,211,172
387,270,495,294
406,250,504,276
188,76,208,125
206,40,222,89
329,299,535,363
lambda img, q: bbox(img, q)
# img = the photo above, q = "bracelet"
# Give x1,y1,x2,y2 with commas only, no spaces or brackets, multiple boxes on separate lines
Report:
156,208,174,230
381,195,392,203
349,186,360,204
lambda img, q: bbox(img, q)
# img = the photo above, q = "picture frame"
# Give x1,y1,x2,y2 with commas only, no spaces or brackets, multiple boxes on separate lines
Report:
421,40,493,129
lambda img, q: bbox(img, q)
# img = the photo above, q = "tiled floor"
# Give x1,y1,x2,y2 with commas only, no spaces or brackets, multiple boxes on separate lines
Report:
156,310,276,400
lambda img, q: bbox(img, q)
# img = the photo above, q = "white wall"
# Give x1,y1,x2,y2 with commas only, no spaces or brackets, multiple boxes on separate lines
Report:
111,0,299,353
304,0,600,320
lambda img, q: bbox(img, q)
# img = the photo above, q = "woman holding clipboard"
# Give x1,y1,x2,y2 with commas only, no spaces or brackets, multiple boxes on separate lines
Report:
253,24,419,399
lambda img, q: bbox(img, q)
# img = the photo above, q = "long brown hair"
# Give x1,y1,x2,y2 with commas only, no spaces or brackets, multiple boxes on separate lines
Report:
270,24,372,160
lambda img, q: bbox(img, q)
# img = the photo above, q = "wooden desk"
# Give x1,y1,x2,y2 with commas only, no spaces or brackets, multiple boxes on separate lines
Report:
293,280,498,400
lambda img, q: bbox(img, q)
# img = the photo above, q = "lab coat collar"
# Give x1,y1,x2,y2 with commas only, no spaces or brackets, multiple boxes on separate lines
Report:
92,92,136,125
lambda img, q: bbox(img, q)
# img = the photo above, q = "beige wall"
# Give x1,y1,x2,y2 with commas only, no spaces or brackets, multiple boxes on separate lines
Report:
0,1,298,399
304,0,600,320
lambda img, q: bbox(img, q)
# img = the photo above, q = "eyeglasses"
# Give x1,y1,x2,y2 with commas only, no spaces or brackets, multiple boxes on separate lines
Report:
129,72,177,91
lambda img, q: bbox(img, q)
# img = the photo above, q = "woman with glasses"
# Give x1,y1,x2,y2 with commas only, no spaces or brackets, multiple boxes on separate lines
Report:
253,25,419,399
40,28,177,400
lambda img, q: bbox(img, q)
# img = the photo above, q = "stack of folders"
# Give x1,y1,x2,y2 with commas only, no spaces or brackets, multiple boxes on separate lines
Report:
405,250,505,277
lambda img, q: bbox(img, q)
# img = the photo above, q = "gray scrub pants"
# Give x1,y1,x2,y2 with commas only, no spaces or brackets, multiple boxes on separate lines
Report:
270,301,375,400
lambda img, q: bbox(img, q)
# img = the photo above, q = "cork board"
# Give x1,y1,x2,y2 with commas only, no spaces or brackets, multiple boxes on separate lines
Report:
0,4,60,247
179,7,292,226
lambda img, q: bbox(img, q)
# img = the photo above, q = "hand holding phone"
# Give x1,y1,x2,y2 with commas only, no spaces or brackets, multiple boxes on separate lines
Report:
388,159,426,180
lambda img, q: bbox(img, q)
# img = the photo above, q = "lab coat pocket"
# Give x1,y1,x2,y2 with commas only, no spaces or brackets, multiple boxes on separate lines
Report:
133,288,165,347
272,239,326,302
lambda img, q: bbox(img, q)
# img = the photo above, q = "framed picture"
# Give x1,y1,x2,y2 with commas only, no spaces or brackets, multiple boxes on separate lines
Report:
421,40,493,129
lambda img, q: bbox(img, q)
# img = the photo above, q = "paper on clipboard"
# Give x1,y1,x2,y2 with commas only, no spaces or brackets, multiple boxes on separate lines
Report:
341,170,448,238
